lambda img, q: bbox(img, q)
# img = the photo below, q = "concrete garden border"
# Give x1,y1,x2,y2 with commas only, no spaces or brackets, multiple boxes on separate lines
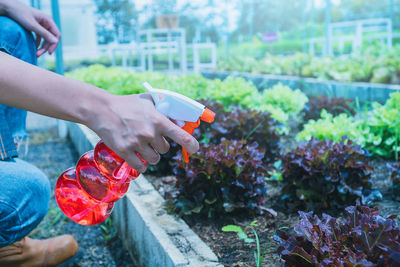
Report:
66,122,221,267
202,71,400,104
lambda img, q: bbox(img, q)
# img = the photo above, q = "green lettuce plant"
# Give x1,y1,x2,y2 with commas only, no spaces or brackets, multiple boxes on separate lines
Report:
258,83,308,116
218,46,400,84
296,110,368,145
365,92,400,160
67,65,301,127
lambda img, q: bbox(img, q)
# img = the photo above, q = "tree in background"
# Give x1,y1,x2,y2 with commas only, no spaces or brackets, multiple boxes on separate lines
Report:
94,0,137,44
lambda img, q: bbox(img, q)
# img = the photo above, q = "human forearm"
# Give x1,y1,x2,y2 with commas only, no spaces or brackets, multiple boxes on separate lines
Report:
0,52,199,172
0,51,109,125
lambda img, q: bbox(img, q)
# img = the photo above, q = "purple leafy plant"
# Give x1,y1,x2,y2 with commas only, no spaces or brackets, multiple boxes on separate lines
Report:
281,137,381,211
388,162,400,201
171,140,270,217
274,205,400,267
197,100,281,164
304,96,356,122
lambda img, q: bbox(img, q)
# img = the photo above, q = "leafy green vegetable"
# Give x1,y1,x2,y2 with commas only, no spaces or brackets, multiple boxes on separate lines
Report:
296,110,368,145
68,65,305,127
218,46,400,84
388,162,400,201
258,83,308,116
275,205,400,266
281,137,382,211
365,92,400,159
197,100,281,164
304,96,355,122
171,140,269,217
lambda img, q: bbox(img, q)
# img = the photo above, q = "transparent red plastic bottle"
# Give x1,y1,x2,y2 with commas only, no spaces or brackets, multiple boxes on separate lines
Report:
55,140,141,225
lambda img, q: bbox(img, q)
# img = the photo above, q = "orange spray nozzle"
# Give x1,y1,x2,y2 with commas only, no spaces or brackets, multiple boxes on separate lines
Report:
181,108,215,163
200,108,215,123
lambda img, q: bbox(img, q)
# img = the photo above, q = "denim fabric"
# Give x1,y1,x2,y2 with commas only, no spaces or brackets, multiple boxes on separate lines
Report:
0,158,50,247
0,16,37,159
0,17,49,247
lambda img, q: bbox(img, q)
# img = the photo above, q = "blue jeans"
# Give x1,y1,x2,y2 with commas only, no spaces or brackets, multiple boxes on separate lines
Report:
0,16,51,247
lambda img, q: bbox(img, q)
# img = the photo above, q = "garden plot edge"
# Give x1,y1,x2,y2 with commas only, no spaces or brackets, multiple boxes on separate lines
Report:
66,122,221,267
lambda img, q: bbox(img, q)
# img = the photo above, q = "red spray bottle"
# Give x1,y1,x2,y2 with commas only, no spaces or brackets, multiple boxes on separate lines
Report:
55,82,215,225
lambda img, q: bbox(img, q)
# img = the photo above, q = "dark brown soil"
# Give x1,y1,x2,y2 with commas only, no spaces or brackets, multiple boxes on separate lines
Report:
146,132,400,267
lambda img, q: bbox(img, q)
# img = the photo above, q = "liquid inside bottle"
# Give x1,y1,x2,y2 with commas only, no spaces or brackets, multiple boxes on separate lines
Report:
55,167,114,225
55,141,142,225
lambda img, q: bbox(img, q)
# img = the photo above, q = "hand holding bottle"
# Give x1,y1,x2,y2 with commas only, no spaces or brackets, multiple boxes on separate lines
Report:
86,93,200,173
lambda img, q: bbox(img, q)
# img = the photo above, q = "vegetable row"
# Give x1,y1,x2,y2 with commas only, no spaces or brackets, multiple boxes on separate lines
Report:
68,66,400,266
218,46,400,84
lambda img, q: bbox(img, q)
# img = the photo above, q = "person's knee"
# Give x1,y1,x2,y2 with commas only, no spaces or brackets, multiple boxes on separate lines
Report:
25,164,51,219
0,16,36,64
0,159,50,246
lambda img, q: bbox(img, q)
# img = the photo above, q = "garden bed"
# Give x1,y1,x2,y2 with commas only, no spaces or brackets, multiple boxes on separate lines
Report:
67,121,400,266
146,135,400,267
65,65,400,266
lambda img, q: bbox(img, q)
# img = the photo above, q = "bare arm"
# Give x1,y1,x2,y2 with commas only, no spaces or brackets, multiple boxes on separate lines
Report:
0,52,199,172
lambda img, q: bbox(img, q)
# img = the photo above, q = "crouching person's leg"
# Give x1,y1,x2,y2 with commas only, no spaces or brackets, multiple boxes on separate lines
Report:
0,159,78,267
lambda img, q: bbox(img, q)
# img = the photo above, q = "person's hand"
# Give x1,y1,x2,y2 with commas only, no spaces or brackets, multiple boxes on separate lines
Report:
3,1,60,57
87,93,200,173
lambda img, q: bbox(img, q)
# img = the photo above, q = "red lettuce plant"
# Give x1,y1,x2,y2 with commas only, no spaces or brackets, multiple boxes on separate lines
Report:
304,96,356,122
388,162,400,201
197,100,281,164
274,205,400,267
281,137,382,211
171,140,270,217
148,100,280,175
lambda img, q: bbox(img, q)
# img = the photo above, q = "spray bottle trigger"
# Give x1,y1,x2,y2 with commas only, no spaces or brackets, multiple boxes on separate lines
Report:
181,119,201,163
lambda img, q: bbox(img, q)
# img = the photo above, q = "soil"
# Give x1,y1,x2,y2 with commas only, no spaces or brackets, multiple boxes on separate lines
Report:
20,128,136,267
146,132,400,267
